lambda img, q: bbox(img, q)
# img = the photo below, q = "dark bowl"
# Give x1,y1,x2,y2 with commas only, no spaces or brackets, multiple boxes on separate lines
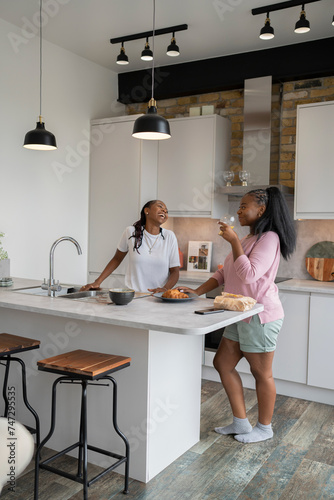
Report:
109,288,135,305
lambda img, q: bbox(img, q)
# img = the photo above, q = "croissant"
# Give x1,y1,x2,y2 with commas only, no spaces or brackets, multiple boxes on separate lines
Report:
162,289,189,299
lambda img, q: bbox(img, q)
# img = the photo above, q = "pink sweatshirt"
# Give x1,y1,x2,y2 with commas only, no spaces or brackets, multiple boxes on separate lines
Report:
211,231,284,324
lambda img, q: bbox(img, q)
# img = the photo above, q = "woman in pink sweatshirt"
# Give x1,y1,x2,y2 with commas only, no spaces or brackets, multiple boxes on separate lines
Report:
181,187,296,443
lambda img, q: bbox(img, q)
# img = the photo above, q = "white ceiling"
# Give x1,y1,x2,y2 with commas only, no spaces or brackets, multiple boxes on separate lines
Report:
1,0,333,73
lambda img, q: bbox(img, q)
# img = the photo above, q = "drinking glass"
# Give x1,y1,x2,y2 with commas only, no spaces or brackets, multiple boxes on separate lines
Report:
218,214,235,236
238,170,250,186
222,171,234,186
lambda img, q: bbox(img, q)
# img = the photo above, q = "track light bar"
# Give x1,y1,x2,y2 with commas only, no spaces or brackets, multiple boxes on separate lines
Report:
110,24,188,45
252,0,321,16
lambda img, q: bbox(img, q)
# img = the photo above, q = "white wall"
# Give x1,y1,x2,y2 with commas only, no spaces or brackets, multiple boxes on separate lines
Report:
0,17,122,285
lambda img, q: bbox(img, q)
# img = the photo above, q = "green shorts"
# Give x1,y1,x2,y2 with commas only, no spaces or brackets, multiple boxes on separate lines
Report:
223,314,283,353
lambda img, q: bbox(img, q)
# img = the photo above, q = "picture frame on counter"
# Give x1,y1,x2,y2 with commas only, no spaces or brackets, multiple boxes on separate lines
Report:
187,241,212,272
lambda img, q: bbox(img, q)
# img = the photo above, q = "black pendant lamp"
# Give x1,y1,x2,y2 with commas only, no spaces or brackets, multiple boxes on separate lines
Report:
23,0,57,150
132,0,171,140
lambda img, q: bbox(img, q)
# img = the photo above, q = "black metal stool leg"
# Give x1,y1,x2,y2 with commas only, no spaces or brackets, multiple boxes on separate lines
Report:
14,356,41,448
1,356,10,417
81,380,88,500
77,385,84,478
1,355,40,448
34,376,68,500
101,376,130,494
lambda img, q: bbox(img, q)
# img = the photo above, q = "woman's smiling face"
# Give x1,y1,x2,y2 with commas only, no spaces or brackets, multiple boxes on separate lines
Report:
237,194,265,230
146,200,169,225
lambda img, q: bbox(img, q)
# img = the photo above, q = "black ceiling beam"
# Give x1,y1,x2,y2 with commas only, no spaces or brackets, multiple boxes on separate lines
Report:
117,37,334,104
110,24,188,44
252,0,321,16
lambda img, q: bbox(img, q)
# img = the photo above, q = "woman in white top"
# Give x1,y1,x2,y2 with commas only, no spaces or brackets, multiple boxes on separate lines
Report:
82,200,180,293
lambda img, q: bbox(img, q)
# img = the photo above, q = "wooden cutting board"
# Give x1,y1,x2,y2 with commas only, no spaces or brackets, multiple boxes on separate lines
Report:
305,241,334,282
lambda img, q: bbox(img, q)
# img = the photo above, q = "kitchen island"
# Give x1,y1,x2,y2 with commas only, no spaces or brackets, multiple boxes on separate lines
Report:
0,278,263,483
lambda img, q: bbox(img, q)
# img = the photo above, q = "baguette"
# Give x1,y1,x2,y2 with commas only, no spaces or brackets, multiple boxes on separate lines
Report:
213,292,256,311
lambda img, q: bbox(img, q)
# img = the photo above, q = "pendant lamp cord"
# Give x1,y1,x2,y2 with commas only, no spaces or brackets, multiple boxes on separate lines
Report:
151,0,155,101
39,0,42,121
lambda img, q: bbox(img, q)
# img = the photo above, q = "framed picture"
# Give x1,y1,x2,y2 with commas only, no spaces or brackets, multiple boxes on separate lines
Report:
187,241,212,272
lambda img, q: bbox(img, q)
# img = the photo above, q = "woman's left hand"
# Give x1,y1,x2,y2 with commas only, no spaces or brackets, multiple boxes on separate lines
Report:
148,287,166,294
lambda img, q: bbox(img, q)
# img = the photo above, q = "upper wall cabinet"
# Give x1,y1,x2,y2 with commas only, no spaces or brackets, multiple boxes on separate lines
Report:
88,115,157,276
157,115,231,218
294,101,334,219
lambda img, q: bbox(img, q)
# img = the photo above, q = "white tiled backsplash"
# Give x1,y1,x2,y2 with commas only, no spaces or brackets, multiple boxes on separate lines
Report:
164,199,334,280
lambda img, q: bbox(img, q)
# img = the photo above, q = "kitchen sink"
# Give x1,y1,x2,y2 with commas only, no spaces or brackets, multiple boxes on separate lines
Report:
14,285,82,297
59,290,106,300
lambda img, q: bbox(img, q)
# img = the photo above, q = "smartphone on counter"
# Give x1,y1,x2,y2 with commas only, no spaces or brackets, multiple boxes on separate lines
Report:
195,308,225,315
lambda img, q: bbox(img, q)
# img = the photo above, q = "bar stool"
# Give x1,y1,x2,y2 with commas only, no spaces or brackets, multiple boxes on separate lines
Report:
34,349,131,499
0,333,41,447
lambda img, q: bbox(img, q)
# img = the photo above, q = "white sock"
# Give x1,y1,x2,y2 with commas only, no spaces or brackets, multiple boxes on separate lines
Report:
234,421,273,443
215,416,252,435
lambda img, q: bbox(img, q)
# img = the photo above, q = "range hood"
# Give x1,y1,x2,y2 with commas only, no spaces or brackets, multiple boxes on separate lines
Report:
219,76,291,197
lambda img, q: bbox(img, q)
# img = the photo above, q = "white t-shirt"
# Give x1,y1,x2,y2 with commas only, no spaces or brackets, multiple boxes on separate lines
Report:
117,226,180,292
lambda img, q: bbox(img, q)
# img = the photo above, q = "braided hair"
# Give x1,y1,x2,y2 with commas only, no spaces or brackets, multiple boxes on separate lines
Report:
247,187,296,260
129,200,165,253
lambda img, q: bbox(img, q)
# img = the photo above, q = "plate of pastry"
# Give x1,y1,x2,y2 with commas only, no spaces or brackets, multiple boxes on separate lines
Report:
153,289,198,302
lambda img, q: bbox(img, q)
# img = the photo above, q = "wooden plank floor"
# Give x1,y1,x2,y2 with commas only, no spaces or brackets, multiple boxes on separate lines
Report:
2,380,334,499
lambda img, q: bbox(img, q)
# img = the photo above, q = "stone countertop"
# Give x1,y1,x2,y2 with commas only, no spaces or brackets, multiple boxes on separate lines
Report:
180,271,334,294
0,278,263,336
277,278,334,294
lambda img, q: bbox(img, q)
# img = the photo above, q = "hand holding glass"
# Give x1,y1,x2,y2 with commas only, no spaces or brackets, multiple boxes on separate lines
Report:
218,214,235,236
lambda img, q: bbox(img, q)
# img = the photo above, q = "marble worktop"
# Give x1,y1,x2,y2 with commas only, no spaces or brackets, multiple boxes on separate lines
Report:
276,278,334,294
0,278,263,336
180,271,334,294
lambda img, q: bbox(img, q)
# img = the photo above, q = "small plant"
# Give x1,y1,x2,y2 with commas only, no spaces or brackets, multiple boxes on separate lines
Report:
0,232,8,260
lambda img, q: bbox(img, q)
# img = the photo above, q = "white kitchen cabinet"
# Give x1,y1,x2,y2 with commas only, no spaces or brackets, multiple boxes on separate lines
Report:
273,291,309,383
308,293,334,390
157,115,231,218
88,116,157,277
294,100,334,219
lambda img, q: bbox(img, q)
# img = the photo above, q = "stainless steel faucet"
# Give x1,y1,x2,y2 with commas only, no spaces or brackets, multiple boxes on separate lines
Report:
41,236,82,297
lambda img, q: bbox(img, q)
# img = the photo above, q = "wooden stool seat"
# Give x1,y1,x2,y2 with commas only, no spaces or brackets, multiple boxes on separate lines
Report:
37,349,131,379
0,333,40,447
0,333,40,355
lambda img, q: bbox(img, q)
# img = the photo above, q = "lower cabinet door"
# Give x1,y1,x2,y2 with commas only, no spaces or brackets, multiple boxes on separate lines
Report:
273,291,309,384
308,293,334,390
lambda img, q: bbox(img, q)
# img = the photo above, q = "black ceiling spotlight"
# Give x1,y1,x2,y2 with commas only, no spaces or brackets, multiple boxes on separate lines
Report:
116,42,129,65
141,37,153,61
294,4,311,33
166,32,180,56
110,24,187,66
259,12,275,40
252,0,321,39
332,15,334,26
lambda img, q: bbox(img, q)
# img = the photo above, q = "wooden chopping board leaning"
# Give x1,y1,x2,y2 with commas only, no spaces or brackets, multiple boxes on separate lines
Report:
305,241,334,282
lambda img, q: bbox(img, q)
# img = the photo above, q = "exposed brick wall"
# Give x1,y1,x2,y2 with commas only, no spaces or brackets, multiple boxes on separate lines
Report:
126,76,334,188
